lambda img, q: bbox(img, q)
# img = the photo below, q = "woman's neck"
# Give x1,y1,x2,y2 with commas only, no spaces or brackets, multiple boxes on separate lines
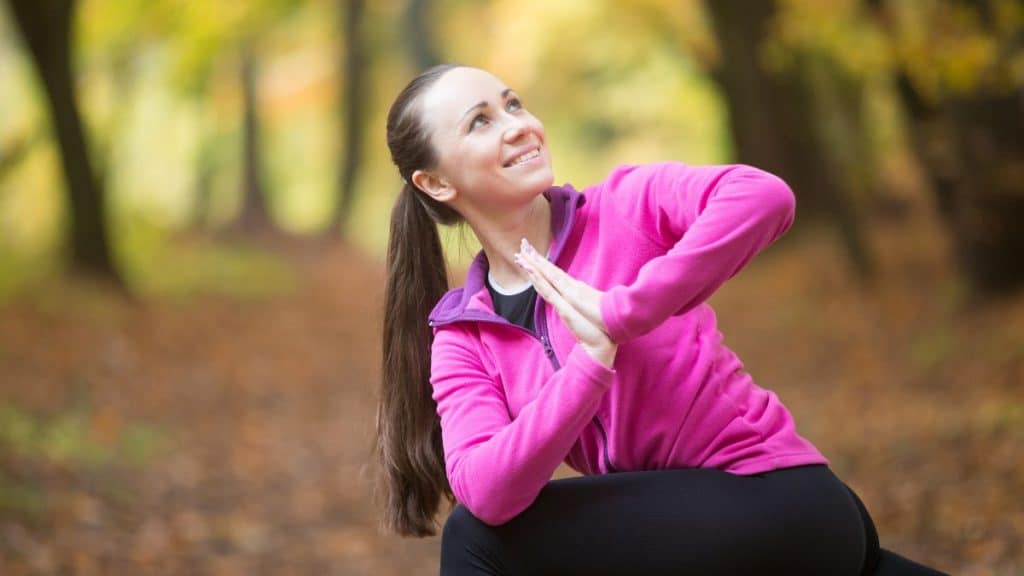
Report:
469,194,552,291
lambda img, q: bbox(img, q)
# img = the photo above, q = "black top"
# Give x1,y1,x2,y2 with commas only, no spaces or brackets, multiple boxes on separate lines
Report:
486,274,537,333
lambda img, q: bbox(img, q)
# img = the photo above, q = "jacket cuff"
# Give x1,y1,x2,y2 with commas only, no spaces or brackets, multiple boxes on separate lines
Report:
600,288,632,344
565,343,616,389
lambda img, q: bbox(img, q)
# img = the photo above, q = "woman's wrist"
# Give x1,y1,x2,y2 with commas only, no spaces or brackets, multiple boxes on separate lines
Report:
583,342,617,370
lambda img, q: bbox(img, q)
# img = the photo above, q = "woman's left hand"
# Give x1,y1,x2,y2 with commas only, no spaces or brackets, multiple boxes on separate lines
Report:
515,238,609,337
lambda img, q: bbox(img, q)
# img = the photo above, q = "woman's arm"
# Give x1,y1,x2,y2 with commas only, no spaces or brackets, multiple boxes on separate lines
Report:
598,162,796,343
431,326,615,525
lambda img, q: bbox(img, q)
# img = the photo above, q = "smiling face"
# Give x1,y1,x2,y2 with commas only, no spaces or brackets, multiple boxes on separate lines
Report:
412,67,554,215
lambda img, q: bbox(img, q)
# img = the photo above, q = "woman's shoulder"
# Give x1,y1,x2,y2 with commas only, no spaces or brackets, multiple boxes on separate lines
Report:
427,288,466,326
578,161,698,211
587,160,746,192
582,161,767,218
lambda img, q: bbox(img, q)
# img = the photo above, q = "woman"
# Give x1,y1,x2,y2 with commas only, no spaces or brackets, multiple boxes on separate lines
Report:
378,64,947,575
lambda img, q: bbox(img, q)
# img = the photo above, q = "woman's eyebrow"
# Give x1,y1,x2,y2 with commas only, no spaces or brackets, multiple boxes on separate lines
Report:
459,88,514,124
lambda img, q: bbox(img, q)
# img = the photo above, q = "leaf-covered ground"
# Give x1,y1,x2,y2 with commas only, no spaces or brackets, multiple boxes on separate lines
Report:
0,209,1020,574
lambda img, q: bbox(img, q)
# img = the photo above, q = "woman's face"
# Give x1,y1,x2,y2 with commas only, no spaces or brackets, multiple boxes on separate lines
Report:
416,67,553,213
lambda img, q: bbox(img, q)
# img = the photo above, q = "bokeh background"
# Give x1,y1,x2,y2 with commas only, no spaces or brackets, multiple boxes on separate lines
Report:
1,0,1022,574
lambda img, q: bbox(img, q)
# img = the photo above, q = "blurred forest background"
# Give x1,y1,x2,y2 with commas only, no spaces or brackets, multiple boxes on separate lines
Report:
0,0,1022,573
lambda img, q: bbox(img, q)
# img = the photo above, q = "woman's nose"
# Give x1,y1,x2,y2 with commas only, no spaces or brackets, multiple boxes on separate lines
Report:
502,117,527,142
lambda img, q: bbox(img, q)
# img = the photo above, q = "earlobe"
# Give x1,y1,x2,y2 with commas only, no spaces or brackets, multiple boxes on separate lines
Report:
411,169,457,204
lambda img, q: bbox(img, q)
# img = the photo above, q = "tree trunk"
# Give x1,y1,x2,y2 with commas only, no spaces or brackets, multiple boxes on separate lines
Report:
704,0,875,277
235,43,273,232
945,92,1024,294
331,0,368,235
704,0,794,189
867,0,1024,294
800,52,876,277
6,0,122,284
404,0,440,71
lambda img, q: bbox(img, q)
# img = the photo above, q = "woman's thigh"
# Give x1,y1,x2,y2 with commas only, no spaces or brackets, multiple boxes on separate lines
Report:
444,464,866,576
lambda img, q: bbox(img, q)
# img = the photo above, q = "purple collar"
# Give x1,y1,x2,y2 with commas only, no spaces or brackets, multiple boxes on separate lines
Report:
428,184,587,326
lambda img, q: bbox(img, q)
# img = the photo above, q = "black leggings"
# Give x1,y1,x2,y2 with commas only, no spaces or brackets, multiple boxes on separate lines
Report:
440,465,949,576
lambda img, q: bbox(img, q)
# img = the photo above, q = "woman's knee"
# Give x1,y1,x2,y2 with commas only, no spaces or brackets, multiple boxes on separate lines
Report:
440,505,509,575
442,504,488,545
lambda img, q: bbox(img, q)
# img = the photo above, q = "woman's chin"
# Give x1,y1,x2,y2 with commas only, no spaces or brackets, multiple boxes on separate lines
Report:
524,171,555,198
521,163,554,190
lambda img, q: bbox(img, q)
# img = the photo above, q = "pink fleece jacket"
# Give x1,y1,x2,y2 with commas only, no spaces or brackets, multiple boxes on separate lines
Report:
427,162,828,525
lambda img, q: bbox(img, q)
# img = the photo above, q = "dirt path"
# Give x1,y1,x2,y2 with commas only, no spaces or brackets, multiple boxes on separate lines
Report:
0,241,438,574
0,227,1020,574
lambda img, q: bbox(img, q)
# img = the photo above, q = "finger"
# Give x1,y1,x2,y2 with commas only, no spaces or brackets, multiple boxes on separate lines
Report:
520,240,581,297
519,240,605,330
515,254,562,306
516,254,589,327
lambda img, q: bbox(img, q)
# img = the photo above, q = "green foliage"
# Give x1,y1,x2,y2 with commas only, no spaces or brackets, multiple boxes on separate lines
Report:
115,217,296,299
0,403,166,469
888,0,1024,100
910,327,956,372
0,473,45,519
0,0,736,269
982,401,1024,438
119,423,165,466
0,245,59,301
755,0,1024,102
0,402,167,521
3,0,1019,283
765,0,891,78
78,0,311,96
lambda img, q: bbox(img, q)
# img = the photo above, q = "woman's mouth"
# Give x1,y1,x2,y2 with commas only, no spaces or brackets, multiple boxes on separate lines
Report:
504,148,541,168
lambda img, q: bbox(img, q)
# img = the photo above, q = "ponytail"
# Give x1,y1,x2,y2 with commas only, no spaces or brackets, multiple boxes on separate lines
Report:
377,182,456,536
378,62,463,537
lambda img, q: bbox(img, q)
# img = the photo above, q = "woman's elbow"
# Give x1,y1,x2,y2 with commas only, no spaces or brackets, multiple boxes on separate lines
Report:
458,487,526,526
772,179,796,227
749,168,796,228
451,476,527,526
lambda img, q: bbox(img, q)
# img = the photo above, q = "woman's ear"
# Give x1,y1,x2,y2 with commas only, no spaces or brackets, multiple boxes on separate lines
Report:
412,169,457,204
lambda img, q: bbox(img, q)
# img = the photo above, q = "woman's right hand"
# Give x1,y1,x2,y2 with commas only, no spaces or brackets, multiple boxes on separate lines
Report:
515,240,617,369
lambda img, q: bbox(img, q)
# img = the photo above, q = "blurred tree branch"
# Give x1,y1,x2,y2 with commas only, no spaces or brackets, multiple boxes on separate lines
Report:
5,0,123,286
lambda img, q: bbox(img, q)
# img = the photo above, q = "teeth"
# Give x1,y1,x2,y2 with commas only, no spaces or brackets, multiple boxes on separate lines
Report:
510,149,539,166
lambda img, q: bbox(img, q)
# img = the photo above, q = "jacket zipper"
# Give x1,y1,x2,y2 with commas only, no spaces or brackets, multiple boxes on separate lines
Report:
591,416,618,474
535,299,618,475
534,299,559,370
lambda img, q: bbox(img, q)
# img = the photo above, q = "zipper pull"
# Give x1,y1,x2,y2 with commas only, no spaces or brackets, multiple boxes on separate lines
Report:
540,336,556,359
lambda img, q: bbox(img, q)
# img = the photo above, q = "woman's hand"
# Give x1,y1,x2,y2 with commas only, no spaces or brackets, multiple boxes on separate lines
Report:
515,239,617,369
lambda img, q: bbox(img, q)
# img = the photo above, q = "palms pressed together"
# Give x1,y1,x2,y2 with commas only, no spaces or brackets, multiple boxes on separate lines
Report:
514,238,617,368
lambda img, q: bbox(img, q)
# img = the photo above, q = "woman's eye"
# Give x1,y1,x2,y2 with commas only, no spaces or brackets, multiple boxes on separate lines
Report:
470,114,488,131
507,98,523,111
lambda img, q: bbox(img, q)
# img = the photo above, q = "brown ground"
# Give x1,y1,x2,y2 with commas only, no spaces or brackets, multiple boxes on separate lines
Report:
0,208,1021,574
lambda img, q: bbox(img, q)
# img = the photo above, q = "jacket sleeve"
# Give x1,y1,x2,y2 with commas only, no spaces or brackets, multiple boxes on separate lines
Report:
598,162,795,343
430,325,615,525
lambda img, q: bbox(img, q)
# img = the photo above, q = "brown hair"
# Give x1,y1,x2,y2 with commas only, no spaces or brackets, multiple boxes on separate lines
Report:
377,63,463,537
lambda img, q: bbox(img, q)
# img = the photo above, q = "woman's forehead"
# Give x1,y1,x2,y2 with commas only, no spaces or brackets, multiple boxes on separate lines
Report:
420,67,510,126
